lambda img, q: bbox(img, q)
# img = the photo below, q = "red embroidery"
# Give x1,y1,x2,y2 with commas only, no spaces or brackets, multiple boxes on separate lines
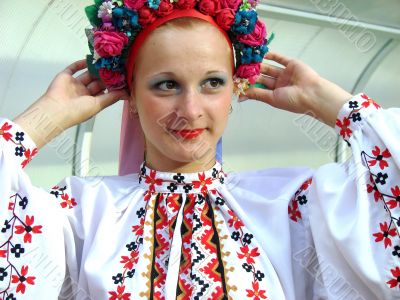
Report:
108,285,131,300
0,120,38,169
50,186,78,209
246,281,268,300
373,222,397,249
14,215,43,243
336,117,352,139
288,178,312,223
10,265,36,294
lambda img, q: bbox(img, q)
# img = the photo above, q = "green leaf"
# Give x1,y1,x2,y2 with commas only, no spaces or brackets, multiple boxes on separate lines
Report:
85,5,101,27
86,55,100,79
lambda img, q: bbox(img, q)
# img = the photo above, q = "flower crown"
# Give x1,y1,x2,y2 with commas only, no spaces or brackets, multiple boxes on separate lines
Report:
84,0,274,96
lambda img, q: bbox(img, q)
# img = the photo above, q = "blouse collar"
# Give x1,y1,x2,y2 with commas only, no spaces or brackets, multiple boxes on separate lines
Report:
138,160,225,194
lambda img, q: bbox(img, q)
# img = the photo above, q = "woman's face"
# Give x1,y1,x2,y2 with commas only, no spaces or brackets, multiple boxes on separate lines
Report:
131,21,233,171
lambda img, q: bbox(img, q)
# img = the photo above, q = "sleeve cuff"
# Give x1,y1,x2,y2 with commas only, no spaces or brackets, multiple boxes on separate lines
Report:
0,117,39,169
334,93,381,143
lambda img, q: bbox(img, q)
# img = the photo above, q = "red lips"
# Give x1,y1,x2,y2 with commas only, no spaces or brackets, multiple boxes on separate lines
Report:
172,129,204,139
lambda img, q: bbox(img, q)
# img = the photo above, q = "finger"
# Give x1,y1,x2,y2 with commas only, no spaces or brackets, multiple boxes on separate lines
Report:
96,89,129,110
64,59,87,75
243,88,275,106
260,63,284,78
76,70,96,86
264,51,291,67
87,80,106,96
257,75,276,90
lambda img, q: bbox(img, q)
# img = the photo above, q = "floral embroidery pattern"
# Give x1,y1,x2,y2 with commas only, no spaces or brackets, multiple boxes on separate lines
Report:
107,192,148,299
50,186,77,209
228,207,267,299
288,178,312,222
0,193,41,298
335,94,399,290
361,146,400,289
108,162,268,299
335,93,380,144
0,121,38,169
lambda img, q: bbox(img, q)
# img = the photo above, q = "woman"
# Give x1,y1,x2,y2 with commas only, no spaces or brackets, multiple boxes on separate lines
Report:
0,0,399,299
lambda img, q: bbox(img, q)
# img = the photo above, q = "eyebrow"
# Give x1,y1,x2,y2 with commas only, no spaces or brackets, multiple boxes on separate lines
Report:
150,70,227,77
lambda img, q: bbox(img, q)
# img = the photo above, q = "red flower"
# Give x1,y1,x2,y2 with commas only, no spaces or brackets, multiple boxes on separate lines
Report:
0,122,12,141
120,250,139,270
131,218,145,236
99,68,126,89
175,0,197,9
138,6,157,27
387,185,400,209
60,193,77,209
198,0,221,16
246,281,267,300
237,245,260,264
215,8,235,30
145,170,163,193
155,0,174,17
335,117,352,139
372,222,397,248
368,146,391,170
192,172,213,193
288,200,301,222
227,209,244,229
14,215,43,243
366,183,381,202
109,285,131,300
387,267,400,288
0,249,6,258
11,265,35,294
21,147,38,168
360,93,380,110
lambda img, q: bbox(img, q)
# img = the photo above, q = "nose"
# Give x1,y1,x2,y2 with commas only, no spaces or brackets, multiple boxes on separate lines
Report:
175,87,204,123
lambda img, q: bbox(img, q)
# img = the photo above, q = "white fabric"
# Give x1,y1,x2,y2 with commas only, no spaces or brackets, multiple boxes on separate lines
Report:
0,92,399,300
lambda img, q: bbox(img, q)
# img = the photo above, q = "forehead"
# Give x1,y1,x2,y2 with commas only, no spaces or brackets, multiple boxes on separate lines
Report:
135,21,233,75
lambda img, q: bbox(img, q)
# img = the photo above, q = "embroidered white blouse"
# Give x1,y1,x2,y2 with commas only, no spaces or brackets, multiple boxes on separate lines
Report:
0,93,399,300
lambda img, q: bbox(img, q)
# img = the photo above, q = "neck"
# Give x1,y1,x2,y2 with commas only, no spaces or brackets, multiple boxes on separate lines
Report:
145,148,217,173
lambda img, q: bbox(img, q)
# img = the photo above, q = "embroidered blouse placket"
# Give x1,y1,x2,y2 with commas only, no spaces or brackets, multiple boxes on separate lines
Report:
108,161,269,299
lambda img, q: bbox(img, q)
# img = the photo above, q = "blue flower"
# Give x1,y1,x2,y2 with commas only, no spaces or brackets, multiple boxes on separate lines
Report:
232,10,257,34
241,44,268,64
112,7,141,35
95,56,124,71
148,0,161,9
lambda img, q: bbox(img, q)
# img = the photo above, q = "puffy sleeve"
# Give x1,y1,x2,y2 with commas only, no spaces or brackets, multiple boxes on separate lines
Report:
0,118,83,299
289,93,400,299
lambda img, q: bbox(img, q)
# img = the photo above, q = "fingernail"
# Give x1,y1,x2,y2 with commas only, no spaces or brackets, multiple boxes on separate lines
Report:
238,95,249,102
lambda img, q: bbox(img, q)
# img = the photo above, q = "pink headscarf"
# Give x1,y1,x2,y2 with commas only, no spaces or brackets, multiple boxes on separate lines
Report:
118,10,229,175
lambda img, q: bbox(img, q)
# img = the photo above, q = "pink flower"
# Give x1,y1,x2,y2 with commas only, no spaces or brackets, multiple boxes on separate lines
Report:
237,20,266,46
215,8,236,31
99,68,126,89
94,31,128,58
124,0,146,10
220,0,241,10
198,0,221,16
235,63,260,84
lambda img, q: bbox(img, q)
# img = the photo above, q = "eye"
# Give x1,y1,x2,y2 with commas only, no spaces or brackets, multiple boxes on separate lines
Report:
156,80,178,91
203,78,225,89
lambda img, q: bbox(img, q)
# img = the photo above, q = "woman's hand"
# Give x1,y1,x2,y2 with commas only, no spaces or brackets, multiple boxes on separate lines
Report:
13,59,129,149
241,51,353,127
